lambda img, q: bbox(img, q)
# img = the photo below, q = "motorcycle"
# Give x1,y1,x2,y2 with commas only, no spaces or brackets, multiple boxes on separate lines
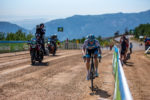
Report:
30,38,44,65
47,39,57,56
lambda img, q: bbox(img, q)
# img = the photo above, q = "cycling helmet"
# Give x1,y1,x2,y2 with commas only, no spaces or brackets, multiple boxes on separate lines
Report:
87,34,95,41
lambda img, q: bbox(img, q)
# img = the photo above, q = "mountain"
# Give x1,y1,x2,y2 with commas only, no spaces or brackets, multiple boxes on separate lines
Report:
1,10,150,40
39,10,150,40
12,18,48,30
0,21,28,33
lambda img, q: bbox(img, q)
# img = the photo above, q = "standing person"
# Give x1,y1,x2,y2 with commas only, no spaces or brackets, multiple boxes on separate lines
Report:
125,38,129,57
130,42,133,54
35,23,46,55
120,35,127,63
50,34,58,51
82,34,102,80
65,38,69,49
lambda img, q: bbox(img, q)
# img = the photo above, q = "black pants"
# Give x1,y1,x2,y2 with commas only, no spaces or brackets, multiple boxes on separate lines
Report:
51,41,57,50
37,39,45,53
42,39,46,53
130,48,132,54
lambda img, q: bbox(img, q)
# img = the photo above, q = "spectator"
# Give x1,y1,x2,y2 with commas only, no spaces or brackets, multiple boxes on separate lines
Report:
130,42,133,54
120,35,128,63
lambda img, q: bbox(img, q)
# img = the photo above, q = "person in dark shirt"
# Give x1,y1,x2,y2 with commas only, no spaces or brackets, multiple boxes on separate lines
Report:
50,34,58,51
120,35,128,63
35,23,46,54
130,42,133,54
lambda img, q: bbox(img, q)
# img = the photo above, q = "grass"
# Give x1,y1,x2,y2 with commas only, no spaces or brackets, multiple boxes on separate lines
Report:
116,78,121,100
0,43,29,53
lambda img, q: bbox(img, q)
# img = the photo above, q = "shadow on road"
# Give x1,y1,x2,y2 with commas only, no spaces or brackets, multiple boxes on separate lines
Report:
124,53,134,66
49,55,61,57
124,61,134,66
126,53,131,60
32,62,49,66
89,86,111,98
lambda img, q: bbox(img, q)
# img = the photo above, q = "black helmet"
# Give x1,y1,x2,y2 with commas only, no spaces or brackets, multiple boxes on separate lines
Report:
40,23,44,27
54,34,57,37
36,25,40,29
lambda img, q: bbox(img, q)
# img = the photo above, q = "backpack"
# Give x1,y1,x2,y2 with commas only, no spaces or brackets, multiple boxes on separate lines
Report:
146,40,150,46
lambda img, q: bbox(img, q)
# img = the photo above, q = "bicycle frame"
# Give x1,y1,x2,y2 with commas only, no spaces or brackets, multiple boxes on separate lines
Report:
90,54,95,91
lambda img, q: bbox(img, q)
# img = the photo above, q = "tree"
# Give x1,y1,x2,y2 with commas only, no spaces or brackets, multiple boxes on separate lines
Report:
6,32,16,40
114,31,119,37
133,24,150,38
26,33,34,40
0,32,5,40
80,37,86,43
15,30,26,40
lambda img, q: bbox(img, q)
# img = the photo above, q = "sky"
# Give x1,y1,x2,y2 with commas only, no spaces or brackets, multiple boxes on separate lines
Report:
0,0,150,22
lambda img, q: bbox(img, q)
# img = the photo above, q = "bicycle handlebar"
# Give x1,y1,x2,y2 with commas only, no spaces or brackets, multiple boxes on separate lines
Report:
83,56,101,63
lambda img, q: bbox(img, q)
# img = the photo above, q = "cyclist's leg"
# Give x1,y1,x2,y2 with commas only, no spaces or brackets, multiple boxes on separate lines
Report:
86,57,90,80
86,58,90,74
94,49,99,76
85,49,91,80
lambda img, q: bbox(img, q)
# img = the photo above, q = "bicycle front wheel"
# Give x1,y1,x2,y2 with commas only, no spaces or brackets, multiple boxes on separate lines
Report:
91,72,94,91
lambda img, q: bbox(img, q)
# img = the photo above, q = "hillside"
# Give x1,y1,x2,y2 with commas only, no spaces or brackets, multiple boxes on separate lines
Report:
42,10,150,40
0,21,28,33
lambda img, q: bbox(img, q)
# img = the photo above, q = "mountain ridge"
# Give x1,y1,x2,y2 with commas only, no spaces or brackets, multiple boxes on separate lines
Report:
42,10,150,40
0,21,28,33
0,10,150,40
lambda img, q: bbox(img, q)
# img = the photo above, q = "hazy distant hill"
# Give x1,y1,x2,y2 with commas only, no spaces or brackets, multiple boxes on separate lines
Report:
12,18,48,30
1,10,150,40
42,10,150,40
0,21,28,33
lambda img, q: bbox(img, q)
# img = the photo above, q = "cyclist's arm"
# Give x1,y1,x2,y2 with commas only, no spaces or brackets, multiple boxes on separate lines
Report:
82,40,88,55
98,47,102,54
95,40,102,54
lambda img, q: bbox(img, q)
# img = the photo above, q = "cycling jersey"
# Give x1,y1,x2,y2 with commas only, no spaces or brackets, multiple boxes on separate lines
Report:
83,39,100,58
82,39,100,50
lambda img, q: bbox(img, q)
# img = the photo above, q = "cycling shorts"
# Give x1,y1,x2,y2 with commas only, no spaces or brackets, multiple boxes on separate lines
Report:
85,48,98,58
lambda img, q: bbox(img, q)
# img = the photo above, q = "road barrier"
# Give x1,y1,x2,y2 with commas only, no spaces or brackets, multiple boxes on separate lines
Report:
0,41,29,43
0,41,82,53
0,41,30,53
113,46,133,100
145,46,150,54
60,42,83,49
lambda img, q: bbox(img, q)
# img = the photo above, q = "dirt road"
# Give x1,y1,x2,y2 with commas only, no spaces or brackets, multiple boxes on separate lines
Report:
115,35,150,100
123,51,150,100
0,50,114,100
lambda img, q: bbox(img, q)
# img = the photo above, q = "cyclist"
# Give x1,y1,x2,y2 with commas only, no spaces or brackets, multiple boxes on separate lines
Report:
82,34,102,80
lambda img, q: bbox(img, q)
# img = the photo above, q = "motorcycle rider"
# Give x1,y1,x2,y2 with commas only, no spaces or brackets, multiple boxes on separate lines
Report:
82,34,102,80
49,34,58,51
35,23,46,55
